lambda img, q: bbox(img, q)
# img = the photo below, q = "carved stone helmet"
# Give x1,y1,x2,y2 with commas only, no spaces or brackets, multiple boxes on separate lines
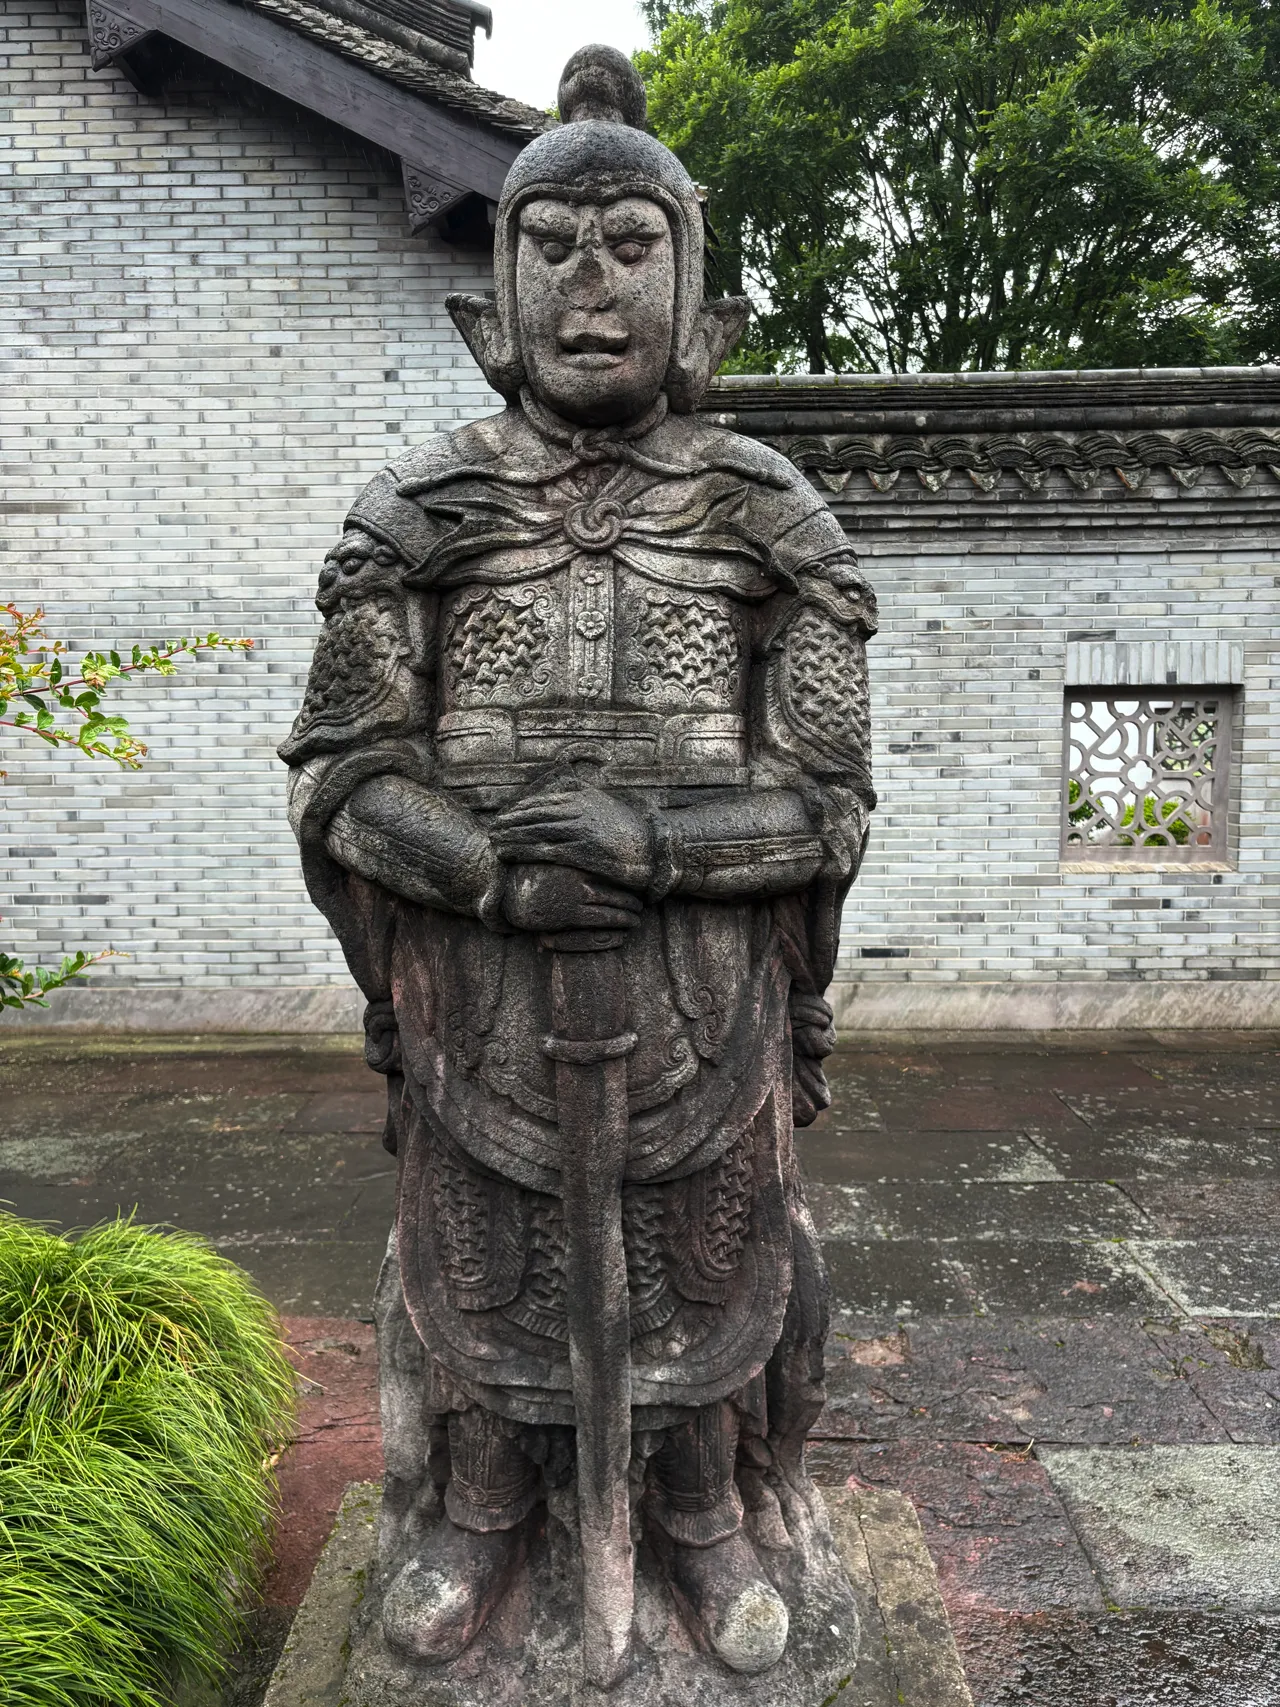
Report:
448,45,748,414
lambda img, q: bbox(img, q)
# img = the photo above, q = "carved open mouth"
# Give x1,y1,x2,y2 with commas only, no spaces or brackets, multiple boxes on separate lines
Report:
559,350,627,369
558,317,629,367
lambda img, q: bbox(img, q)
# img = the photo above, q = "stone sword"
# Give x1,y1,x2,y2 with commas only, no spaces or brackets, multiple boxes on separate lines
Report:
542,926,638,1689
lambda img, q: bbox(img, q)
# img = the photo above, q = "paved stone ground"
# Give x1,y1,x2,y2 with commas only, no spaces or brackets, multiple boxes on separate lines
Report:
3,1029,1280,1705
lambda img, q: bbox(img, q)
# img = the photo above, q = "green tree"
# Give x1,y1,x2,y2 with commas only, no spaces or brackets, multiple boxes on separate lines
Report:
1,605,252,1010
638,0,1280,372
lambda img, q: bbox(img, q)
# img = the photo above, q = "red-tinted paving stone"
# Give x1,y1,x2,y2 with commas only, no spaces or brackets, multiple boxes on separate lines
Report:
809,1440,1105,1614
267,1316,382,1609
819,1316,1224,1445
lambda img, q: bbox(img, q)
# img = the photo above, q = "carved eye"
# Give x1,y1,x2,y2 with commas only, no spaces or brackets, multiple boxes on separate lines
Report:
612,240,647,265
541,240,571,263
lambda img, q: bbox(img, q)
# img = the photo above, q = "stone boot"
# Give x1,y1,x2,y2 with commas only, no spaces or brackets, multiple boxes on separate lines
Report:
382,1517,526,1664
668,1530,789,1674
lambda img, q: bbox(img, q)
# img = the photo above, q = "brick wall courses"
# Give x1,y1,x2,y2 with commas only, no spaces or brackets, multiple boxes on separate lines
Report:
839,517,1279,988
2,0,500,989
4,0,1279,1018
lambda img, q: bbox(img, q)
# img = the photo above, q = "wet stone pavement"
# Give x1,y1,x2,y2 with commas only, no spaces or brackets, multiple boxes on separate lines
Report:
3,1028,1280,1706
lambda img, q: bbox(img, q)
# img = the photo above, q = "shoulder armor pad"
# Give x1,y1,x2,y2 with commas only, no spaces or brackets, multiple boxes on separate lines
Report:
345,467,439,572
278,593,420,764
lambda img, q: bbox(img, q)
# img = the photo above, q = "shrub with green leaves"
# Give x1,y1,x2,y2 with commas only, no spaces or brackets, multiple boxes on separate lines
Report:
0,1216,296,1707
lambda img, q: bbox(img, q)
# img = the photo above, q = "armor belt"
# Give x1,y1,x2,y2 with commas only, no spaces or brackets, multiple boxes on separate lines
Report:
436,707,748,788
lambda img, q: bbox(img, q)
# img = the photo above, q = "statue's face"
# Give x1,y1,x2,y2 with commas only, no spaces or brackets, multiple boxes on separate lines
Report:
515,196,675,426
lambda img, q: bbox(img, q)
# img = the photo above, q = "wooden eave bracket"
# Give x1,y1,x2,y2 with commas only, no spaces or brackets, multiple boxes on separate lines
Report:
86,0,157,69
400,159,471,234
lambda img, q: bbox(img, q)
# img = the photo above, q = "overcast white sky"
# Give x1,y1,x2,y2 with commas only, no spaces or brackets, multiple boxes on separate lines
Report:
473,0,650,112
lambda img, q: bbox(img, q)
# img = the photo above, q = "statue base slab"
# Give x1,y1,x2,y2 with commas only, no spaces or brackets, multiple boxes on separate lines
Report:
263,1479,974,1707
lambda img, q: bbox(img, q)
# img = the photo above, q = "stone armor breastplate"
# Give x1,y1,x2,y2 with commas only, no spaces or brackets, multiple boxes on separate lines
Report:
435,557,750,789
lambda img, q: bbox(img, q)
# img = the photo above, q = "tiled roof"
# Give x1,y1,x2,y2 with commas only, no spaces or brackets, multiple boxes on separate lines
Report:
236,0,553,140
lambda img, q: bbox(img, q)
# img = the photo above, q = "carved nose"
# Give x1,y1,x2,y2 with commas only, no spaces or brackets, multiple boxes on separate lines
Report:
559,245,615,311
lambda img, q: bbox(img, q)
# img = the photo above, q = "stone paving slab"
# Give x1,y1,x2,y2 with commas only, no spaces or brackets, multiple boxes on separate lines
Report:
1129,1178,1280,1237
809,1179,1149,1241
1025,1124,1280,1179
799,1127,1063,1184
952,1609,1280,1707
811,1441,1107,1616
1060,1083,1280,1130
824,1235,1170,1318
1143,1320,1280,1444
818,1315,1225,1445
1039,1444,1280,1611
1132,1238,1280,1317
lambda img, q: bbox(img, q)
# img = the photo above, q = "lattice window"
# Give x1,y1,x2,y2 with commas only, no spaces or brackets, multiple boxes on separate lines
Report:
1061,692,1234,864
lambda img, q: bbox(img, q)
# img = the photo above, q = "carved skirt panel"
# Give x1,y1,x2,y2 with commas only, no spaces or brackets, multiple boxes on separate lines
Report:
388,898,787,1194
396,1090,795,1425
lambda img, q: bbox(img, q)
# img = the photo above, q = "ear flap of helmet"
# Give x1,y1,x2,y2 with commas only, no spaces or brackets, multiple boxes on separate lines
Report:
665,295,751,414
446,292,525,400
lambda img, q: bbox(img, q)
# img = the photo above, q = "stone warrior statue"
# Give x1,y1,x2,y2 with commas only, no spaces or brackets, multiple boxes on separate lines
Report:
281,45,875,1704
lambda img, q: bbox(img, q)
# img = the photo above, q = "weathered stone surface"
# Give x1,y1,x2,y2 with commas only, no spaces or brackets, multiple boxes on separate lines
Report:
823,1236,1168,1321
262,1481,979,1707
1143,1319,1280,1445
808,1180,1147,1242
1132,1239,1280,1316
812,1441,1106,1616
952,1609,1280,1707
827,1485,975,1707
1039,1445,1280,1611
264,1482,380,1707
818,1317,1224,1446
799,1126,1065,1185
343,1476,861,1707
1023,1124,1280,1181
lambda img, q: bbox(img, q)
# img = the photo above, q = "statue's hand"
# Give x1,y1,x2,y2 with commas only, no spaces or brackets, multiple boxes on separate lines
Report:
490,786,655,892
501,864,644,934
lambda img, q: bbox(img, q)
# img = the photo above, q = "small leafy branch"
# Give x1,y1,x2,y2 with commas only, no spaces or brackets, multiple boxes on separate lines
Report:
1,603,253,772
2,605,253,1010
0,948,123,1011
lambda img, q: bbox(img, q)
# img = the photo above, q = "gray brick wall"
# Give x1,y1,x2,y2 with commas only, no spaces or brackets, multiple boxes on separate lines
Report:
4,2,1277,1011
2,0,499,991
837,515,1279,989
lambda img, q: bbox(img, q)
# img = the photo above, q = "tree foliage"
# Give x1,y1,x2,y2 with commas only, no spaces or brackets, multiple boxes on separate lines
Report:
638,0,1280,372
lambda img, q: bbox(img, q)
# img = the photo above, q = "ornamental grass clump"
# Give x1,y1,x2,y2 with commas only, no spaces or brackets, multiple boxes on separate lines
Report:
0,1215,296,1707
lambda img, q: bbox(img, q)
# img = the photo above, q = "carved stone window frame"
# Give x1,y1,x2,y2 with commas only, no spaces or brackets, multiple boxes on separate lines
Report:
1060,642,1242,873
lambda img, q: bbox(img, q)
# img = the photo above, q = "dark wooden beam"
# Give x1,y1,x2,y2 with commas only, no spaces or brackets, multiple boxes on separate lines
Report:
86,0,522,200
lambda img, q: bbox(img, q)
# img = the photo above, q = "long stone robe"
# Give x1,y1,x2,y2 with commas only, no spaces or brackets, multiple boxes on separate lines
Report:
280,400,876,1460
